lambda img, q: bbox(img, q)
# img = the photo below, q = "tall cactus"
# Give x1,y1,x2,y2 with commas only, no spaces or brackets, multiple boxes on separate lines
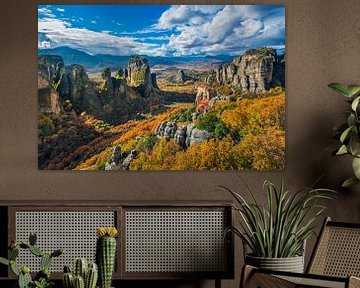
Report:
96,227,118,288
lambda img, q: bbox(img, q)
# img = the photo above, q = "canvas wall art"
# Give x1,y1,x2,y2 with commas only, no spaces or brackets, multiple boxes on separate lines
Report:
38,5,285,170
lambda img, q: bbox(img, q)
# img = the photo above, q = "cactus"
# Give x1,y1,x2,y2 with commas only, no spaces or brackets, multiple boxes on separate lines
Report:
63,260,98,288
85,263,98,288
41,253,52,270
63,272,74,288
74,275,85,288
18,269,32,288
0,257,9,266
9,246,19,260
74,258,88,279
96,227,118,288
10,260,20,276
29,232,37,246
29,246,44,257
0,232,63,288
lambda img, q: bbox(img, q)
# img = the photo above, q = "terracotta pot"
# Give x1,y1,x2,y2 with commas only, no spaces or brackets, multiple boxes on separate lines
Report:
245,254,305,273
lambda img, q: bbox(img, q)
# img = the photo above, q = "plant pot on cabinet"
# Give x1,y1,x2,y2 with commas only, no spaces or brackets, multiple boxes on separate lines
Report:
245,254,305,273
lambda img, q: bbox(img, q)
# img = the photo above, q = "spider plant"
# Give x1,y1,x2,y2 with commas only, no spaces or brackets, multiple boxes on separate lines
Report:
223,180,335,258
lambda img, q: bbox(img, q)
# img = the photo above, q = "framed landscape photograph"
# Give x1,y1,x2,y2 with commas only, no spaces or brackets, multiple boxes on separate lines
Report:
38,5,285,170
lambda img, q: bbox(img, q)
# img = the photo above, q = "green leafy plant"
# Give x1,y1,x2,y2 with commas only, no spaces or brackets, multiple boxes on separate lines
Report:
222,180,334,258
196,111,229,139
0,232,63,288
328,83,360,187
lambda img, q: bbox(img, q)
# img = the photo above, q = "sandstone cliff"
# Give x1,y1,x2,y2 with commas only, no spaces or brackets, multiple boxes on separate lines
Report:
38,54,162,124
60,64,103,115
207,47,285,93
38,55,64,114
123,56,158,97
155,121,210,147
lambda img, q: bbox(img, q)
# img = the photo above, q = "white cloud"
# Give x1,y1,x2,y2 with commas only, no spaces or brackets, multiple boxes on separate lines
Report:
158,5,285,56
111,21,122,26
38,17,159,56
38,5,285,57
56,8,65,12
156,5,224,29
38,7,55,18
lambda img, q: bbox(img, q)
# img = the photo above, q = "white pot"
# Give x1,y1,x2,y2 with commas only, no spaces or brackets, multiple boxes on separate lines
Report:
245,254,305,273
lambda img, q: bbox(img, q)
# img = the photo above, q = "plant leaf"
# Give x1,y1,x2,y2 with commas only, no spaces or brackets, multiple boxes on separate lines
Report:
347,114,356,127
328,83,351,97
347,85,360,97
0,257,9,266
352,157,360,179
351,96,360,111
336,145,348,155
340,126,353,143
342,177,360,188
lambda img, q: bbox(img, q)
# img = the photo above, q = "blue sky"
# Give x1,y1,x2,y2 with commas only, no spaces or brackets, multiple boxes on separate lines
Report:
38,5,285,57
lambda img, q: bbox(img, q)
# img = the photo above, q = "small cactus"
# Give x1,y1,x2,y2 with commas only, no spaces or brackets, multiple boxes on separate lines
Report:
63,259,98,288
29,232,37,246
29,246,44,257
0,233,63,288
63,272,74,288
74,258,88,279
10,260,20,276
18,268,32,288
96,227,118,288
41,253,52,270
74,275,85,288
9,246,19,260
85,263,98,288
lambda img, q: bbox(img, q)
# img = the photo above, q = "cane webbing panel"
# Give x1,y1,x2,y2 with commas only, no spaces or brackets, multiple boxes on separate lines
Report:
15,211,115,272
277,275,345,288
125,210,227,273
309,226,360,277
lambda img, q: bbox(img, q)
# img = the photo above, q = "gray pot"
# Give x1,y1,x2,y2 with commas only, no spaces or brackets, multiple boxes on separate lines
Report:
245,254,305,273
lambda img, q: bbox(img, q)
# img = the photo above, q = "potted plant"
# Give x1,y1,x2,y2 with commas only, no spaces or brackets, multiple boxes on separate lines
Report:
328,83,360,187
222,180,334,273
0,232,63,288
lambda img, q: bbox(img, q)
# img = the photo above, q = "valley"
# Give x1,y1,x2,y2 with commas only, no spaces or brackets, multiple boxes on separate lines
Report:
38,47,285,170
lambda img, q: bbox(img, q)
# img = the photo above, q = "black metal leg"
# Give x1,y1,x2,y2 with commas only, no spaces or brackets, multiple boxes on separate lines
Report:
215,278,221,288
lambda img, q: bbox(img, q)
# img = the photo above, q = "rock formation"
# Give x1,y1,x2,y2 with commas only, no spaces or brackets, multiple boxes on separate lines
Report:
122,150,138,170
124,56,157,97
195,85,215,105
174,125,187,147
174,70,192,84
59,64,103,115
207,47,284,93
155,121,177,139
189,127,211,145
38,55,64,114
38,54,162,124
105,146,123,170
156,121,211,147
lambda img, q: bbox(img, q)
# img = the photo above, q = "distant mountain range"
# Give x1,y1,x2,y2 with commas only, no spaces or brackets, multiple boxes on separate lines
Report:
38,46,235,71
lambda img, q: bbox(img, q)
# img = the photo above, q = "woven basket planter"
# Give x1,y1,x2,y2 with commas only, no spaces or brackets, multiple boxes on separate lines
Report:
245,254,305,273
